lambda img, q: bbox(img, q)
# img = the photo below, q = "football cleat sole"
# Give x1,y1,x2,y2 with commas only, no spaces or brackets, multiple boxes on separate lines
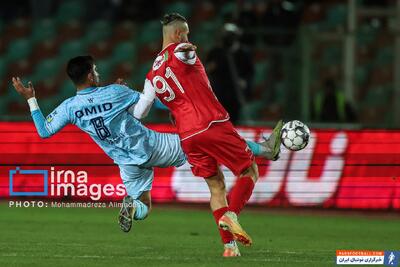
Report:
118,195,136,233
270,120,284,161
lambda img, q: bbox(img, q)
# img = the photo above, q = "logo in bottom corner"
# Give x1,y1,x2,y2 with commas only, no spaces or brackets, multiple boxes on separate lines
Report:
385,251,400,266
336,250,400,266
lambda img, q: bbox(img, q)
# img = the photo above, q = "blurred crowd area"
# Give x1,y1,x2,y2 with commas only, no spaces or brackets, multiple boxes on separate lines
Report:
0,0,398,128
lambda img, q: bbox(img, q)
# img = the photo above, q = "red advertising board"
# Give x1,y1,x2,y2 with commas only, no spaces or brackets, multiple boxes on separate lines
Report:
0,122,399,210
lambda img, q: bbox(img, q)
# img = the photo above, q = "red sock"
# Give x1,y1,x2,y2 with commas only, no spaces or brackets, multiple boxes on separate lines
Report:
213,207,234,244
228,176,255,215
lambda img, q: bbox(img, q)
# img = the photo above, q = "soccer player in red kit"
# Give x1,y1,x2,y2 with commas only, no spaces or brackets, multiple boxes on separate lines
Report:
145,13,283,257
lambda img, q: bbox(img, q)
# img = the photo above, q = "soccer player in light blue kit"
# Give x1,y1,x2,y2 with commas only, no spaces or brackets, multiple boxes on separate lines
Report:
12,55,274,233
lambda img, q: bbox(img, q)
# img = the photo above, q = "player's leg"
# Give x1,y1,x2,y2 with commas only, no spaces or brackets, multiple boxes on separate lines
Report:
218,161,258,246
245,120,283,161
117,132,184,233
227,160,259,214
143,132,187,169
119,190,151,232
138,190,152,212
204,168,241,257
192,121,258,246
118,164,154,232
263,120,284,160
219,122,283,236
180,138,240,256
205,168,227,211
134,190,152,220
118,132,185,232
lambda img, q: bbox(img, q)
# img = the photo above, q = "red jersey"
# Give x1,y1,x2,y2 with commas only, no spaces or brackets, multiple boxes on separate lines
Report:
146,43,229,140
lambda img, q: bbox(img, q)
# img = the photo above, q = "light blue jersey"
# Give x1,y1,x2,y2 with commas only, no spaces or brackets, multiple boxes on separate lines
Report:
30,84,186,199
33,84,164,165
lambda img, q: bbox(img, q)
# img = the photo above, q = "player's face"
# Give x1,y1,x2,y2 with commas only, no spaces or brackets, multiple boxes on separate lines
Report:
90,64,100,86
177,23,189,43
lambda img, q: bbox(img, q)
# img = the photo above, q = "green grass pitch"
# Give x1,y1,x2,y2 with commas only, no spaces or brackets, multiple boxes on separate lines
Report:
0,203,399,267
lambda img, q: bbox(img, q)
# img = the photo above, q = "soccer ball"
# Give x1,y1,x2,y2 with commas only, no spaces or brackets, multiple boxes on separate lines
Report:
280,120,310,151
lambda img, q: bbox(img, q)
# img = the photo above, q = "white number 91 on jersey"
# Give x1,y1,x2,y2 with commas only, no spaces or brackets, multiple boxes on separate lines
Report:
280,120,311,151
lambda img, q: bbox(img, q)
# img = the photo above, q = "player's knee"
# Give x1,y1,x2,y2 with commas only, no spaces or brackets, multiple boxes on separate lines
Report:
217,183,227,195
241,162,259,182
209,180,226,196
252,163,259,182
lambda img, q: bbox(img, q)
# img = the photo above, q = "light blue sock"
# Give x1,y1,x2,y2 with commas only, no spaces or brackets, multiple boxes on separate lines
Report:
246,140,262,156
133,199,149,220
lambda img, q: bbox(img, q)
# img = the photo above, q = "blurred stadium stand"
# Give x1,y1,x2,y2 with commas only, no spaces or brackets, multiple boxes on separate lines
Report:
0,0,399,128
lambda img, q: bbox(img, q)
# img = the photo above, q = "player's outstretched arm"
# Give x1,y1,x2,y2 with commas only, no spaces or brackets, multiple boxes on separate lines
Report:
127,79,156,119
174,43,197,65
12,77,35,100
12,77,69,138
175,43,197,53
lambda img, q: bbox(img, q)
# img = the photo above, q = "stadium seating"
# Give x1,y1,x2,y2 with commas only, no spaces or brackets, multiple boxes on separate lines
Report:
84,20,112,46
111,42,137,66
254,62,270,86
96,58,113,81
136,20,161,45
5,38,32,63
31,19,57,44
324,4,347,29
0,58,6,80
59,79,76,99
165,2,191,18
131,61,153,86
30,58,61,83
88,41,113,60
357,24,378,45
56,1,84,24
0,0,395,127
57,21,84,45
59,40,87,62
113,21,137,43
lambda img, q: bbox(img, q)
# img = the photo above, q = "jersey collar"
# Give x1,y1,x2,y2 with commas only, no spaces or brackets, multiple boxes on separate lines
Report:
77,87,98,95
158,42,176,55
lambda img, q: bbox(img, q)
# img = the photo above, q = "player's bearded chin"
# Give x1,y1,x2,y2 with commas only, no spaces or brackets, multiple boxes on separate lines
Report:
180,33,188,42
93,73,100,84
92,67,100,85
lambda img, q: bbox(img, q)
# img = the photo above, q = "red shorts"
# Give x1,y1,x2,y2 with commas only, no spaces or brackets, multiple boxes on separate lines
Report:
180,121,254,178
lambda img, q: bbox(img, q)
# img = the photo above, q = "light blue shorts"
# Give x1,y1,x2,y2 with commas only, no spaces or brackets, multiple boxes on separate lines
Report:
119,133,186,199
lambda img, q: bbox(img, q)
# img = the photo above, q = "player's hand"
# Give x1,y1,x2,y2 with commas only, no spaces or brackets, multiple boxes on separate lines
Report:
115,78,128,86
175,43,197,52
12,77,35,100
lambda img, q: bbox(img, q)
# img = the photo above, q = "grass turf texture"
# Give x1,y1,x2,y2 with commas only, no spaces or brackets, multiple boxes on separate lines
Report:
0,203,399,267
